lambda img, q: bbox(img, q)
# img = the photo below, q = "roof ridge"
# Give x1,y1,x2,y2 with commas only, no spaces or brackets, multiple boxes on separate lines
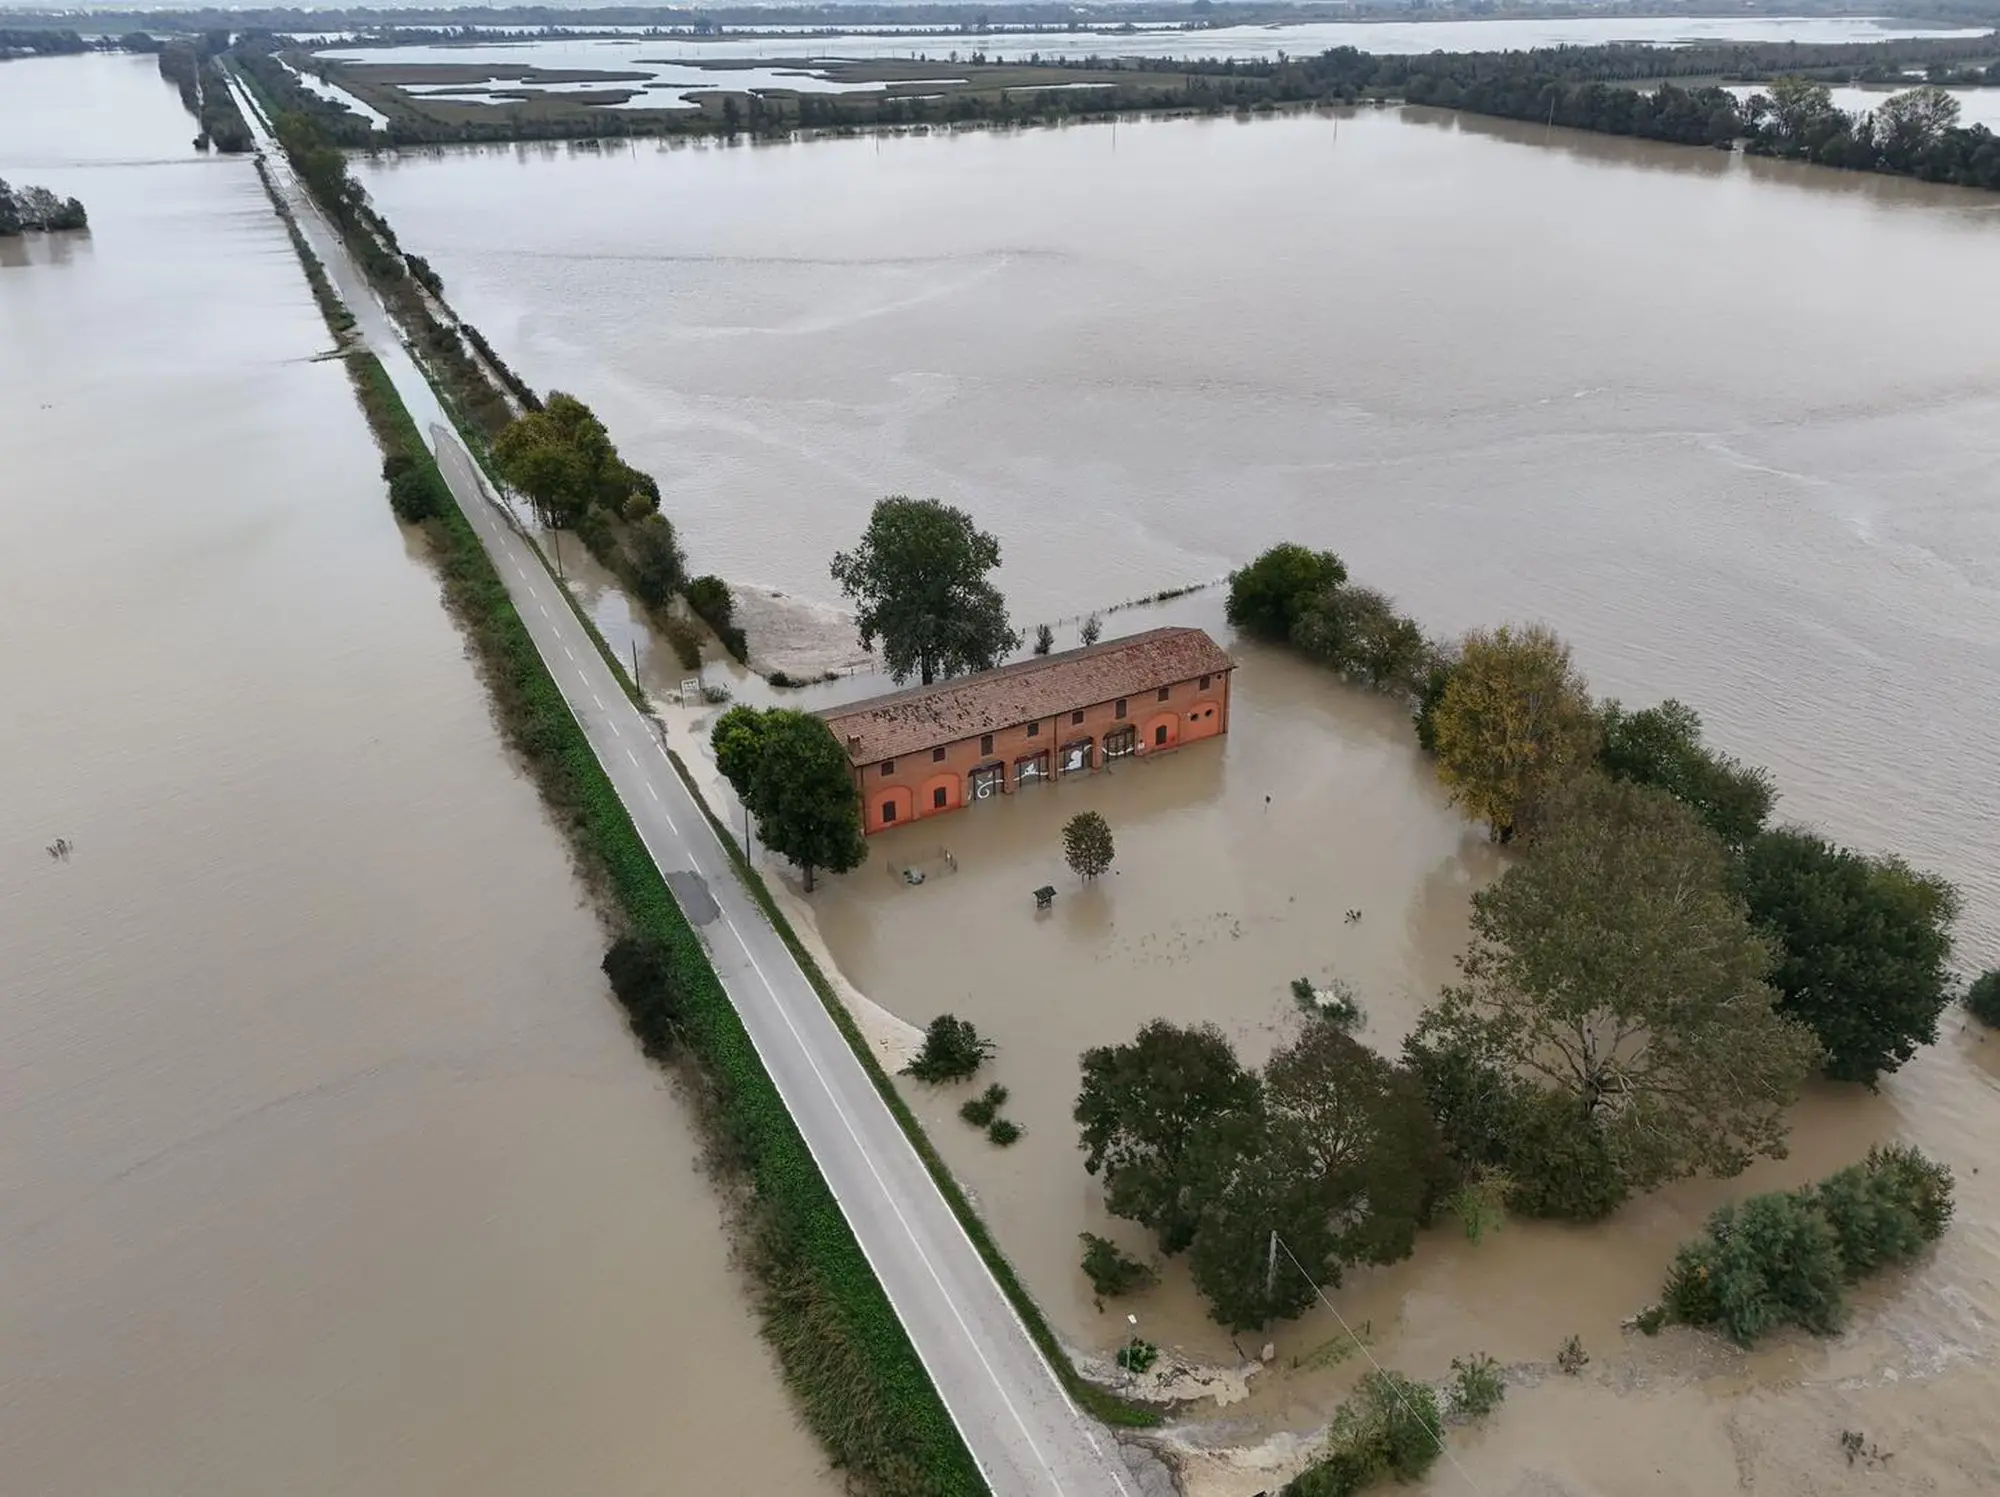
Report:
822,625,1199,722
819,626,1235,766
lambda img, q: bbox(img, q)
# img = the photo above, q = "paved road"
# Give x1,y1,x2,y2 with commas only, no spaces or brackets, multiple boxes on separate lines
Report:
228,75,1138,1497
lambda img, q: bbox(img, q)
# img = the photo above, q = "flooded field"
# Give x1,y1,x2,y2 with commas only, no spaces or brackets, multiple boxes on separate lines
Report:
0,54,835,1497
358,101,2000,1491
320,15,1985,71
802,597,1999,1497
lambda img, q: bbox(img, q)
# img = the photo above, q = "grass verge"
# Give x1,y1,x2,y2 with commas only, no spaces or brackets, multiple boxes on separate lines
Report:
254,128,1147,1438
254,138,986,1484
352,348,987,1495
664,747,1163,1430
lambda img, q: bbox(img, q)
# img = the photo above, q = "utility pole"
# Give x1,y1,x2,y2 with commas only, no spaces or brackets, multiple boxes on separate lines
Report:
552,527,564,579
630,638,639,686
1266,1229,1279,1301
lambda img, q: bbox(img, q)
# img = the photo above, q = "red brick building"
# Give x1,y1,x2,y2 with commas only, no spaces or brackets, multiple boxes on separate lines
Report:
822,626,1235,835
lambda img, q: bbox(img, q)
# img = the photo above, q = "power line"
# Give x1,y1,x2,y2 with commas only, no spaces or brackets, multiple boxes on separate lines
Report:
1270,1231,1492,1497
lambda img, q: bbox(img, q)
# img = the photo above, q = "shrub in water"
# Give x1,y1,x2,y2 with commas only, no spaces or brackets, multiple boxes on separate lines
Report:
1447,1353,1505,1420
959,1083,1009,1128
1662,1146,1954,1347
1672,1192,1847,1345
1815,1144,1954,1278
986,1117,1023,1147
1283,1369,1443,1496
1967,968,2000,1028
1079,1232,1156,1298
903,1014,994,1084
1115,1337,1158,1375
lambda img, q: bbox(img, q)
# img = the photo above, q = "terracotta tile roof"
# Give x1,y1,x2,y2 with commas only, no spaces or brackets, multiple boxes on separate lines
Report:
821,627,1234,766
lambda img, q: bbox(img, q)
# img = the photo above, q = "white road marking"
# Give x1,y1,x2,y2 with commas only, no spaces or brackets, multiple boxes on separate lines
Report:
563,644,575,661
591,693,604,710
646,782,658,800
538,603,549,619
609,719,620,737
716,911,1069,1494
625,746,638,766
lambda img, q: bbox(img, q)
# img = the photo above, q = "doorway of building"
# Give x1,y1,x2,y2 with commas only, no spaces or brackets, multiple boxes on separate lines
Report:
969,762,1006,802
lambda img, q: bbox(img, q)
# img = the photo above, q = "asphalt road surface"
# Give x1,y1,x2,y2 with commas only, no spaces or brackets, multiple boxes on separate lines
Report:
228,74,1138,1497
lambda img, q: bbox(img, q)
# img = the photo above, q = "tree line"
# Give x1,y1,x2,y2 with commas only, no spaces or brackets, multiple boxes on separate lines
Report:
0,27,164,57
0,177,87,234
157,36,251,152
1062,542,1980,1339
233,29,2000,194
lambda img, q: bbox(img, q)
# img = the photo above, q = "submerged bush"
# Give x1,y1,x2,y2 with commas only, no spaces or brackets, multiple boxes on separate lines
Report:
1816,1144,1954,1277
1966,968,2000,1028
1661,1146,1953,1346
1446,1353,1506,1420
958,1083,1009,1128
903,1014,994,1083
1079,1233,1156,1298
1284,1369,1444,1496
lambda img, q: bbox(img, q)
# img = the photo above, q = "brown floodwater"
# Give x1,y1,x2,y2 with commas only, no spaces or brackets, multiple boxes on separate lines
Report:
0,55,835,1497
354,102,2000,1491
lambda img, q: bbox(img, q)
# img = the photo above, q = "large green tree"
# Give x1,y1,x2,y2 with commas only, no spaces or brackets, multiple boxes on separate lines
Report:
1430,623,1599,840
1225,543,1347,643
1289,584,1433,695
627,513,686,608
1189,1027,1448,1330
748,711,867,892
1421,775,1821,1202
829,496,1018,685
1733,830,1959,1086
1599,698,1775,849
1075,1021,1263,1254
492,392,650,529
708,708,866,891
709,705,769,798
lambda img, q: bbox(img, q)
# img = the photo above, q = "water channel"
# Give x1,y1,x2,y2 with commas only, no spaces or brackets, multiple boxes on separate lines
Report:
356,99,2000,1492
0,53,836,1497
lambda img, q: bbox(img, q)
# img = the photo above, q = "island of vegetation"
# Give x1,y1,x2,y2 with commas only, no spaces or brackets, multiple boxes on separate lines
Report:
0,177,87,233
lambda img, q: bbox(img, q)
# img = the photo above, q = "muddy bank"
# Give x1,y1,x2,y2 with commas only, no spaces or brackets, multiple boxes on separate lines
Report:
728,583,876,683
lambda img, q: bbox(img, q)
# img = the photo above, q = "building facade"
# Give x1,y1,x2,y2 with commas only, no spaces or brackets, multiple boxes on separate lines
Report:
822,627,1235,835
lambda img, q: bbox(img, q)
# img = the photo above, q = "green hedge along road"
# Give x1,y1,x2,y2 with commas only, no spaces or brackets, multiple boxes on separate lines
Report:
225,71,1137,1497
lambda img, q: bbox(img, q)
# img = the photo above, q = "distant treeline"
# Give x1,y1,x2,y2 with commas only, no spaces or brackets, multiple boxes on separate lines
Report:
0,177,88,233
158,36,252,151
0,27,162,58
1271,45,2000,188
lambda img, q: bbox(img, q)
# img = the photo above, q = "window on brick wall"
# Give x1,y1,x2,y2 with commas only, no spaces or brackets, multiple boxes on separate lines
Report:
981,733,994,755
932,745,946,762
881,759,895,776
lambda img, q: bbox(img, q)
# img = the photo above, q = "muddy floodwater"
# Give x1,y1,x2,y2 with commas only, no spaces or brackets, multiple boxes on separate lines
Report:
362,103,2000,1492
0,55,834,1497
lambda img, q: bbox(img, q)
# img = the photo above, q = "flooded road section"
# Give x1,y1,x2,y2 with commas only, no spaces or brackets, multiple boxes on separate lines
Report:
355,108,2000,1492
0,55,835,1497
